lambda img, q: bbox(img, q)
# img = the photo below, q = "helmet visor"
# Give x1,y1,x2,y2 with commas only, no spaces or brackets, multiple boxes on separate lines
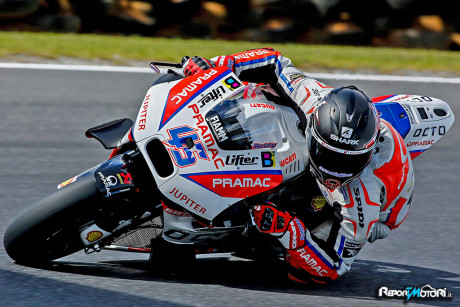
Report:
308,135,371,187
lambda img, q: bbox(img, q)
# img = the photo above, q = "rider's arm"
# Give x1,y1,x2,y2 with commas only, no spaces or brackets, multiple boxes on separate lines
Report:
368,192,412,243
211,48,334,115
369,121,415,241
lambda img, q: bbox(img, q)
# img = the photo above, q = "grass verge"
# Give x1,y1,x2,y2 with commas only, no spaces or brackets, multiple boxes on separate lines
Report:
1,31,460,75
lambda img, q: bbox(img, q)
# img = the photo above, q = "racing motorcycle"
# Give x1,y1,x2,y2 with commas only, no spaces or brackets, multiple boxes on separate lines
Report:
3,62,455,267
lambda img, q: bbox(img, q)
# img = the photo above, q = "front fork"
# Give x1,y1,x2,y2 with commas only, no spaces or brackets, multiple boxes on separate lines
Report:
74,150,159,252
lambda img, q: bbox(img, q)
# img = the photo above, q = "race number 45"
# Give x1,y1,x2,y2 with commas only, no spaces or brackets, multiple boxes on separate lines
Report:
164,126,209,167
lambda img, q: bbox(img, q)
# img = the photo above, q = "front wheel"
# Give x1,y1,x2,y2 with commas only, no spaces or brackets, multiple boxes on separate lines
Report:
3,176,104,264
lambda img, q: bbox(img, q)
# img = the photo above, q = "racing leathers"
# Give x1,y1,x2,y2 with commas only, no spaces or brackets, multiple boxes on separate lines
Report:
209,48,415,284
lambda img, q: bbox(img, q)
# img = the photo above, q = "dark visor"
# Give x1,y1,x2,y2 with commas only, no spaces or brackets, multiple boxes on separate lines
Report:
308,136,371,181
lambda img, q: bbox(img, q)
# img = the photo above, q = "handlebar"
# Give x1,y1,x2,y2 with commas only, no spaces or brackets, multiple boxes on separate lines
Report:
150,61,181,74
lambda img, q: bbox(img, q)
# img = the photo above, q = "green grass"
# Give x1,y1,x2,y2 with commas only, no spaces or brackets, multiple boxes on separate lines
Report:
1,31,460,74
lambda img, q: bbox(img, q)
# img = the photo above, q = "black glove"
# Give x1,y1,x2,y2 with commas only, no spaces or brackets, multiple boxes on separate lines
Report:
181,56,216,76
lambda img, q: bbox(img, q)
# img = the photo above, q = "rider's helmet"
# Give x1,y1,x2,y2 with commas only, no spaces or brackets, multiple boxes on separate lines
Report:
307,86,379,190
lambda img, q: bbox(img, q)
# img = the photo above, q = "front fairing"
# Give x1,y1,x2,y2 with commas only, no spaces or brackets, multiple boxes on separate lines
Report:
134,68,305,222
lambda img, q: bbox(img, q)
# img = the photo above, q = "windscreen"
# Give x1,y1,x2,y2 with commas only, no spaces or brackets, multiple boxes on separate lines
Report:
205,87,282,151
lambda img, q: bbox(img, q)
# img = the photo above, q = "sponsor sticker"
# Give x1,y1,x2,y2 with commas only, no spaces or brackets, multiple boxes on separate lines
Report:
188,101,225,169
330,133,358,145
234,49,271,60
289,73,305,81
86,231,103,243
98,171,116,197
412,126,445,138
280,153,296,167
225,154,258,166
222,76,242,91
319,166,352,178
342,241,364,258
353,187,365,228
168,187,206,214
137,95,150,130
249,102,275,110
252,142,277,149
261,151,276,168
296,247,329,276
311,196,327,211
116,172,132,184
341,127,353,138
181,170,283,198
197,86,226,108
206,111,229,143
159,66,229,129
58,176,77,189
406,140,435,147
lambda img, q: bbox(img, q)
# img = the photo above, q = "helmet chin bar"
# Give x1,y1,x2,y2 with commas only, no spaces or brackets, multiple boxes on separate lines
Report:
309,164,362,190
323,178,341,190
309,164,341,190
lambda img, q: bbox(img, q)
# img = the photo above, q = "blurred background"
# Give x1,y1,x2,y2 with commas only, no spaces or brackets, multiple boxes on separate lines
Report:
0,0,459,50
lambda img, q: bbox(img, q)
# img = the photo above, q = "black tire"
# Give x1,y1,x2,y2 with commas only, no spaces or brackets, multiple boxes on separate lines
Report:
149,237,196,274
3,175,104,264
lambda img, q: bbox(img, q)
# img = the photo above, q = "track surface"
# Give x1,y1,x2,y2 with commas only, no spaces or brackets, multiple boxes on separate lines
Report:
0,68,459,306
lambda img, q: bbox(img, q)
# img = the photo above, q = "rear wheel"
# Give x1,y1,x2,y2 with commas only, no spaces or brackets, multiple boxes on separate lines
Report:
3,176,104,264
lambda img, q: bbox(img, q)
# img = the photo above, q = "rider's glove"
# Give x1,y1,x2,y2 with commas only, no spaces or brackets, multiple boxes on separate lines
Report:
181,56,216,77
252,202,306,250
368,222,391,243
253,203,340,285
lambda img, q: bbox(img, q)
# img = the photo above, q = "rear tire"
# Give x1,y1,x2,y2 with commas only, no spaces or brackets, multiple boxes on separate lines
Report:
3,176,104,264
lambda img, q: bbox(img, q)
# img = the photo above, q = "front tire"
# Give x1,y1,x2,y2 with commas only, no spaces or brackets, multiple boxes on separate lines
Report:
3,176,104,264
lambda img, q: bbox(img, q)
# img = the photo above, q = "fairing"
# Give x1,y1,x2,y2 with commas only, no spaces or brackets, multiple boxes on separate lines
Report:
132,67,307,222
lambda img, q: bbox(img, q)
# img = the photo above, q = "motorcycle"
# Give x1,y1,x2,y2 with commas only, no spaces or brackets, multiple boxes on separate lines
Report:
3,62,455,268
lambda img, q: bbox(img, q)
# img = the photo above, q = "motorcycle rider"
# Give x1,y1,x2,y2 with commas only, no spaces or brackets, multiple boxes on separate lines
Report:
179,49,414,284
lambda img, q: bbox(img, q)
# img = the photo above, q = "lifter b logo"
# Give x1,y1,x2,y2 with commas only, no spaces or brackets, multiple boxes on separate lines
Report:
261,151,276,168
223,77,242,91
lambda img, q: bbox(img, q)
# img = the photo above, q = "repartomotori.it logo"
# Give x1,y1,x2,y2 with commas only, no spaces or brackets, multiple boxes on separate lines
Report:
377,284,452,301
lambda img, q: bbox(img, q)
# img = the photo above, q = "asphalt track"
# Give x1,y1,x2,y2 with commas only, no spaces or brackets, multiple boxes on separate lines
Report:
0,66,459,306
